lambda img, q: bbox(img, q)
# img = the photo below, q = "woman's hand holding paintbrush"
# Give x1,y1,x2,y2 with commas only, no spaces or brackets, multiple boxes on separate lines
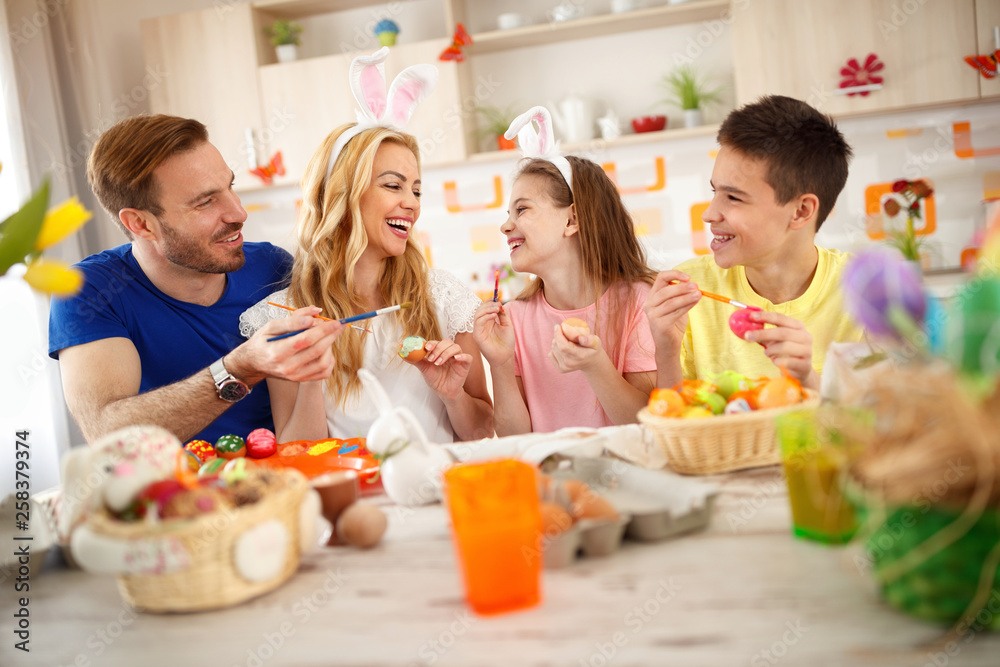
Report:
266,302,411,342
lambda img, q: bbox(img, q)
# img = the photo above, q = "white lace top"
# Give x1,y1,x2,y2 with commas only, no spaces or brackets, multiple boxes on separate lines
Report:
238,269,481,443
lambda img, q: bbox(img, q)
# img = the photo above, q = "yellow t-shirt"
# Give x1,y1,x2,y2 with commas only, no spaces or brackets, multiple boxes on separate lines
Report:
676,246,864,381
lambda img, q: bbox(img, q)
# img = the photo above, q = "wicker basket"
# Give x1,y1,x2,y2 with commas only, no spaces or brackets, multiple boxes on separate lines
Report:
637,390,821,475
85,469,308,613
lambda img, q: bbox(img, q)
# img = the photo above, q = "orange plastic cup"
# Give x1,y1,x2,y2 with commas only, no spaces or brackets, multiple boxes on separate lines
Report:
443,459,542,615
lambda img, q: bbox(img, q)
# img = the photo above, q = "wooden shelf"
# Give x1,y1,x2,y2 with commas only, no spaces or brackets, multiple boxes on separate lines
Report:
465,123,720,165
251,0,385,19
467,0,729,54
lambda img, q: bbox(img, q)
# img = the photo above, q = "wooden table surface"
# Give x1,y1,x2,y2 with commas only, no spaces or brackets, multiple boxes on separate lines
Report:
4,466,999,667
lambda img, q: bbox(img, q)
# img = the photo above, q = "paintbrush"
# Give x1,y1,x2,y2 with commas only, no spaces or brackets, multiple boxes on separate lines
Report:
493,269,504,314
266,302,371,334
267,302,412,342
669,283,761,311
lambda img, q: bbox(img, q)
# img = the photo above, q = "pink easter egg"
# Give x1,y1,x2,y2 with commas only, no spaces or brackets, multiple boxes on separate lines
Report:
729,308,764,340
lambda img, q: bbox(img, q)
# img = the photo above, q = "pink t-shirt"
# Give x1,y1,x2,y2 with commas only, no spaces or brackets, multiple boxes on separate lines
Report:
508,282,656,433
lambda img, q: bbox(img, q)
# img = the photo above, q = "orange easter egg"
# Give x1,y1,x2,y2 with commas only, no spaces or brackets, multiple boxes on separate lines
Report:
755,375,804,410
648,388,685,417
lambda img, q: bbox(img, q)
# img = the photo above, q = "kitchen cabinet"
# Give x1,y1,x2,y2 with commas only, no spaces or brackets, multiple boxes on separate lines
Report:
140,4,272,192
976,0,1000,99
141,0,739,187
731,0,983,116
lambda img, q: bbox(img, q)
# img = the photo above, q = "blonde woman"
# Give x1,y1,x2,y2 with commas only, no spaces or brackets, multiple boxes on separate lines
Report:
240,125,493,443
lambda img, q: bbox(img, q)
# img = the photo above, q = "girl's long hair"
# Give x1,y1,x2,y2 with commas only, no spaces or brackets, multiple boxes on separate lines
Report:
515,156,657,363
289,124,442,404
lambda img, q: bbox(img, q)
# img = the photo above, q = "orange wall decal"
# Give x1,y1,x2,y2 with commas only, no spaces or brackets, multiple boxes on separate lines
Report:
690,202,711,255
953,122,1000,159
601,157,666,194
864,180,936,240
444,176,504,213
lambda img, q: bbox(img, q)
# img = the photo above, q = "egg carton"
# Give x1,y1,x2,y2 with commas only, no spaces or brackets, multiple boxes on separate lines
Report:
542,456,718,568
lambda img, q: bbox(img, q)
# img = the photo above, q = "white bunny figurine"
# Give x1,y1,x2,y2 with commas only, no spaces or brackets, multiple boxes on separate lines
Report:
359,369,454,506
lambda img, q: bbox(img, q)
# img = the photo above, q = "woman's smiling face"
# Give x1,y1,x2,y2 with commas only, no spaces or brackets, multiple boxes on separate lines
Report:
359,141,421,260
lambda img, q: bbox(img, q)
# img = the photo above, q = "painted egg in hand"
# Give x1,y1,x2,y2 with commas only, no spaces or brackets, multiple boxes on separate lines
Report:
729,308,764,340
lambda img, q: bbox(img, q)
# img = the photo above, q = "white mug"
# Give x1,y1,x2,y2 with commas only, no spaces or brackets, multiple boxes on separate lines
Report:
551,4,584,22
497,12,526,30
611,0,638,13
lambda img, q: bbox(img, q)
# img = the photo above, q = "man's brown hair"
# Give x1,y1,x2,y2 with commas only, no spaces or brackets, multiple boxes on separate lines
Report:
717,95,852,231
87,114,209,238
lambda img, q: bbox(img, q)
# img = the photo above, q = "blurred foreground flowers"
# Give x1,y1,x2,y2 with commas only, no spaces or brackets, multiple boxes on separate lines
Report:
0,177,91,297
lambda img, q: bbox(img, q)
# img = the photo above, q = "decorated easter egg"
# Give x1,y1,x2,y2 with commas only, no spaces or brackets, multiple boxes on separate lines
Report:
560,317,595,346
841,247,926,341
184,439,217,463
246,428,278,459
183,449,202,472
215,434,246,459
729,308,764,340
724,397,753,415
681,405,714,419
198,457,227,477
693,388,727,415
336,502,388,549
398,335,427,363
713,370,751,399
221,457,250,483
647,388,685,417
727,389,759,410
755,375,804,410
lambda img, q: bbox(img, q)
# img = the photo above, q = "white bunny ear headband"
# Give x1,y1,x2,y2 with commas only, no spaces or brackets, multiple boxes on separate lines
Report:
326,47,439,178
504,106,573,193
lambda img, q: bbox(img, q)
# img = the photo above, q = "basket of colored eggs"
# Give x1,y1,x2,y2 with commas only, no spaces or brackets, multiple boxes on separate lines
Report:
637,371,819,475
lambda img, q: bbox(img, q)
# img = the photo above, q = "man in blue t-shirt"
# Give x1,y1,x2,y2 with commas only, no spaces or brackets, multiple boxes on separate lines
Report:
49,115,344,445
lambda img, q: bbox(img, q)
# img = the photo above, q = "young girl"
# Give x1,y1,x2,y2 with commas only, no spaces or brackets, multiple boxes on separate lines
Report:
473,107,657,435
241,50,493,443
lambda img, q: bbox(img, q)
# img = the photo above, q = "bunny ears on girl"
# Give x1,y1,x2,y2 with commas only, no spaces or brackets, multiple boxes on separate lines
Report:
504,106,573,193
326,47,439,177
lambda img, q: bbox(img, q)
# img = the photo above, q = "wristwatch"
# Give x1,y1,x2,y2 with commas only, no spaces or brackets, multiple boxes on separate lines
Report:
210,357,251,403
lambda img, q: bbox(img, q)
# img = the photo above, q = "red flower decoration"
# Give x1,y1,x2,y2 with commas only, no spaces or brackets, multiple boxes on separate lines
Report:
840,53,884,96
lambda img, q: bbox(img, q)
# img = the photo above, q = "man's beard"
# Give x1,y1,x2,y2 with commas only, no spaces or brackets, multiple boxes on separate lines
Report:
159,219,245,274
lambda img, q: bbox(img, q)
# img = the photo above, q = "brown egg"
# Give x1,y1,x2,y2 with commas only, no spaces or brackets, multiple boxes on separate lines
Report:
566,481,619,521
336,502,388,549
540,501,574,536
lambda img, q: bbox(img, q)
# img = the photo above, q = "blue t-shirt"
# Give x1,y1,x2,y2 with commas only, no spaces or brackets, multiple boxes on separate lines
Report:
48,242,292,444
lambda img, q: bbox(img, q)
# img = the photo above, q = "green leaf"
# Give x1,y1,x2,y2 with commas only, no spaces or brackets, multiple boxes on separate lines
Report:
0,179,50,277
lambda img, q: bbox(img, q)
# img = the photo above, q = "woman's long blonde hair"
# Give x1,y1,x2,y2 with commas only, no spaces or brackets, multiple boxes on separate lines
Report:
289,124,442,404
515,156,657,364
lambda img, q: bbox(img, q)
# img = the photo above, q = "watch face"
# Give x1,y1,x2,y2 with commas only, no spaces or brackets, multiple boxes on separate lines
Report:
219,380,250,402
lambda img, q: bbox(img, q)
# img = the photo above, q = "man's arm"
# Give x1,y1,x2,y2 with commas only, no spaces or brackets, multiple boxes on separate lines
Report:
59,309,343,443
59,337,229,444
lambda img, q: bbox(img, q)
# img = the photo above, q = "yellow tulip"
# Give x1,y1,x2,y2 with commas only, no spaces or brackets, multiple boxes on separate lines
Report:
23,257,84,297
34,197,92,251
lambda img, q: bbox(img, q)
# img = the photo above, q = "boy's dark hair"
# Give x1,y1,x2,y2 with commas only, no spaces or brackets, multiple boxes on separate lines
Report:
717,95,852,231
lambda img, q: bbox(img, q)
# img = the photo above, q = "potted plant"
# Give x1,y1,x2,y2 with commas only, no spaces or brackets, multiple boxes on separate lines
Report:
660,63,724,128
476,104,519,151
264,19,303,63
882,179,933,270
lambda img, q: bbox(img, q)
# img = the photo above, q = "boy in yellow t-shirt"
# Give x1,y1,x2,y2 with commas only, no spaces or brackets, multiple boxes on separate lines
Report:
643,95,864,392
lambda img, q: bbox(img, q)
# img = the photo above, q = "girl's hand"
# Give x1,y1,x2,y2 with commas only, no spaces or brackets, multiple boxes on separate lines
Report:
414,338,472,403
549,324,606,374
472,301,515,367
642,270,700,355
